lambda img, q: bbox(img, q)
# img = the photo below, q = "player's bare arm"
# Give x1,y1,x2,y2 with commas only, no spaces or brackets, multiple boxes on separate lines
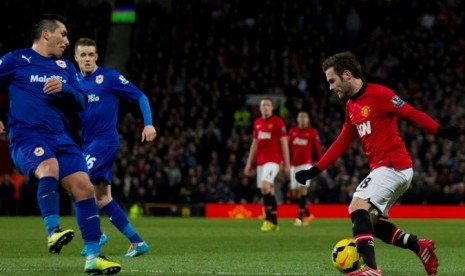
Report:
244,139,257,176
279,136,291,176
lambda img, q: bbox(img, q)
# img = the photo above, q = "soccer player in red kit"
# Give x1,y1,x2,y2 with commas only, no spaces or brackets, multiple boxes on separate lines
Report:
288,110,322,226
296,52,460,275
244,97,291,231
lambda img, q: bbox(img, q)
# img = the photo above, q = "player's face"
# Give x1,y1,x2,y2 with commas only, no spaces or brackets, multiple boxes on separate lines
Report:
297,112,309,128
325,67,353,100
46,22,69,58
74,45,98,76
259,99,273,119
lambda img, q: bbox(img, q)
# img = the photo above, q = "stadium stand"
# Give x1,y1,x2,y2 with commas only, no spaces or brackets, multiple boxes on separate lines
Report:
1,0,465,215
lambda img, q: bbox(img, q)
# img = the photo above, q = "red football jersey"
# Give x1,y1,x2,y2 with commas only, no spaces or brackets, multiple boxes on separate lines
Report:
253,115,287,165
317,83,440,171
288,126,322,166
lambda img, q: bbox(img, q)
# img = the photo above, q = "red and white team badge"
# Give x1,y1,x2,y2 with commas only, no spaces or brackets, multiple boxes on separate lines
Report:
361,105,371,117
56,60,67,68
96,74,104,84
33,147,45,157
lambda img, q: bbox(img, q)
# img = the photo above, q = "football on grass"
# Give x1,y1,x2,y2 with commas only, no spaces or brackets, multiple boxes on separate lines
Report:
331,238,364,273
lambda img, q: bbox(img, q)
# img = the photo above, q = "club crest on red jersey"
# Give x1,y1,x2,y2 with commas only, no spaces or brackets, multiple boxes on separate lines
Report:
361,105,371,117
391,96,404,108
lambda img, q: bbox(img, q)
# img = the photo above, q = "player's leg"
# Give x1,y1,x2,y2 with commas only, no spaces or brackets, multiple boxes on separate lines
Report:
257,166,270,224
10,138,74,254
290,166,303,225
291,164,313,226
349,197,378,270
95,183,149,257
373,219,438,275
347,167,398,273
258,163,280,231
299,186,315,226
369,168,438,275
59,141,120,274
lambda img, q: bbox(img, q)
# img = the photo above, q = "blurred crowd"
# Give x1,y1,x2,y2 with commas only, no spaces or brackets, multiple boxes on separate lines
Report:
2,0,465,215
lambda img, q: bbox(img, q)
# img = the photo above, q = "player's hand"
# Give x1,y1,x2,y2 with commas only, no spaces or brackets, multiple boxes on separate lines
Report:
43,78,63,94
244,164,253,177
283,163,291,176
296,166,321,185
141,125,157,142
0,120,6,134
437,125,461,141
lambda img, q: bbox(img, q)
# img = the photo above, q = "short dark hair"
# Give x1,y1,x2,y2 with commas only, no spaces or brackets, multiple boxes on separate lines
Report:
31,13,67,43
74,37,97,52
322,51,363,79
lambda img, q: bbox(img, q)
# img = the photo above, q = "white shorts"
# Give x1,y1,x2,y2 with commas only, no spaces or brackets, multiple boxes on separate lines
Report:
256,162,280,188
354,166,413,218
290,164,312,189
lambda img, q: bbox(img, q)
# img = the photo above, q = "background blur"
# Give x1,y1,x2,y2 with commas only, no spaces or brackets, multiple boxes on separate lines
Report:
1,0,465,216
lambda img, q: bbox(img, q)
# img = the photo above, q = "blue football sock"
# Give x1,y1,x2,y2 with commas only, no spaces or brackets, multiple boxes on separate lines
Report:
75,198,101,256
37,177,60,235
102,199,143,243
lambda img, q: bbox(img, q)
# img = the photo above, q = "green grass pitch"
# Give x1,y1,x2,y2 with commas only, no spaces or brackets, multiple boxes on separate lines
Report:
0,216,464,275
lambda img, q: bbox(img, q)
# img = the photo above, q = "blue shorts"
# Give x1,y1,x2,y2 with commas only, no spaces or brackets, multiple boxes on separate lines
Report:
9,132,88,180
83,144,119,184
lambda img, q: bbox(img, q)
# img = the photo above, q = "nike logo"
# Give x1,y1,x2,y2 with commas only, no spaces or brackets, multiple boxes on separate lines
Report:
339,254,349,267
87,215,100,220
41,191,56,199
21,55,32,63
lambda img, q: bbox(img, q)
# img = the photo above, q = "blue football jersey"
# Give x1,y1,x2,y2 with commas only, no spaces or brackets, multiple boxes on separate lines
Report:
78,66,147,147
0,48,84,140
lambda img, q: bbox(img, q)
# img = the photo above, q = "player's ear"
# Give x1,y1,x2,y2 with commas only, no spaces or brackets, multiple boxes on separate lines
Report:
43,29,50,40
342,69,351,80
95,53,99,62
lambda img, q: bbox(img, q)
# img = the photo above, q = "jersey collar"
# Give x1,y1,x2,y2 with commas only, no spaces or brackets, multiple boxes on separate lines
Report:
349,82,368,100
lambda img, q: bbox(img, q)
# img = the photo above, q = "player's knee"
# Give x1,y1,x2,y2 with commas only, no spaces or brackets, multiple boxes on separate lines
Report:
260,181,273,194
63,172,95,200
96,195,111,209
35,158,59,178
348,197,371,213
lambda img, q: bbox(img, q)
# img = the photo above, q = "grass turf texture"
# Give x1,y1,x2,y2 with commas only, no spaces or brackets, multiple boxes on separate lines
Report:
0,217,464,275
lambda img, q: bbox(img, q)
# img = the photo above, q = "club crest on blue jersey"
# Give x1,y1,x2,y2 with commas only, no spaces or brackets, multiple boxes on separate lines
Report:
391,96,404,108
33,147,45,157
55,60,67,68
96,74,104,84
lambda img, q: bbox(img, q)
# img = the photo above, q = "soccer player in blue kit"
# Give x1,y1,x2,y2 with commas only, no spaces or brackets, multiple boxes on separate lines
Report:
0,14,121,274
74,38,156,257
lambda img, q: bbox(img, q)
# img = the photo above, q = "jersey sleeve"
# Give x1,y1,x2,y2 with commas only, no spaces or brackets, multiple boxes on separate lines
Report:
108,70,146,101
109,70,154,126
381,86,439,134
277,117,287,138
316,110,358,170
60,61,87,111
0,52,16,86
